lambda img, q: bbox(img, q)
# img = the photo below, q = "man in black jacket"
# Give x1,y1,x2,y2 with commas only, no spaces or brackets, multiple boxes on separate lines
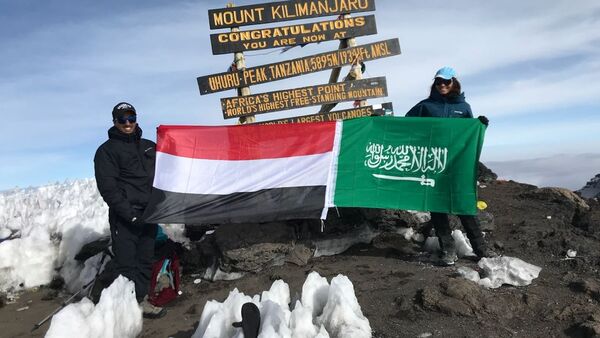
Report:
92,102,165,318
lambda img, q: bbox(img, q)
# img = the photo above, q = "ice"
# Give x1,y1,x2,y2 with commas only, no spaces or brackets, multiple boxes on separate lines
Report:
396,227,414,240
457,266,480,283
451,230,475,257
290,300,329,337
457,257,542,288
194,272,370,338
194,289,257,338
478,256,542,288
0,179,192,294
162,223,191,248
45,275,143,338
423,230,475,258
316,275,371,338
423,236,440,253
0,180,109,293
314,226,378,257
301,271,329,318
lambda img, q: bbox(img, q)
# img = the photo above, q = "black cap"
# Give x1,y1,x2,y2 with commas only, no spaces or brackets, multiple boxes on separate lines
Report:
112,102,136,119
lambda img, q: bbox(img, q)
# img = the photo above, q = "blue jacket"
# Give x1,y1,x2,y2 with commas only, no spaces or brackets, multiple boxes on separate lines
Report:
405,90,473,118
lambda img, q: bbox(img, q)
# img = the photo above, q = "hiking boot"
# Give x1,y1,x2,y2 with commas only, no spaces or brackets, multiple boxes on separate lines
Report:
438,250,458,266
140,297,166,319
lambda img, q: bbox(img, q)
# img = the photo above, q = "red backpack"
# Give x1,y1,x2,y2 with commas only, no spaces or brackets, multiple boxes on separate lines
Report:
148,253,181,306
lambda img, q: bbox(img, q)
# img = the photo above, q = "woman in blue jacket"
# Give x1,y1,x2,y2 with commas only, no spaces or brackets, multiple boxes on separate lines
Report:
406,66,497,266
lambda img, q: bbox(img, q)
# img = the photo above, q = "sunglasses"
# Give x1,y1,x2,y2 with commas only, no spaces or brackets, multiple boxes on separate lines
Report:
434,78,453,86
115,115,137,124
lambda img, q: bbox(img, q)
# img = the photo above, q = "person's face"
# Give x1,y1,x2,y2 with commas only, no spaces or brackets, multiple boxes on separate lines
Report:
114,113,137,134
434,77,453,95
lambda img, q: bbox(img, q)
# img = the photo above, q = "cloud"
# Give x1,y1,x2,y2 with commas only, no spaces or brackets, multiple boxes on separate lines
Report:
485,153,600,190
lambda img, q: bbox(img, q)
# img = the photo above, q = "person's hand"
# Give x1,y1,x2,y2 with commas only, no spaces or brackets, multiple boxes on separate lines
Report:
130,216,143,226
477,115,489,126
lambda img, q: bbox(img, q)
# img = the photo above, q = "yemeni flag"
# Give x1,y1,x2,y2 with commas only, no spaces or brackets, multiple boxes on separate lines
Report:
143,116,485,224
144,122,340,224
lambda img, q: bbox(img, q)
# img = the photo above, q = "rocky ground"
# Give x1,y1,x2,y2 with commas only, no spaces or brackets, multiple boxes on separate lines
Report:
3,171,600,338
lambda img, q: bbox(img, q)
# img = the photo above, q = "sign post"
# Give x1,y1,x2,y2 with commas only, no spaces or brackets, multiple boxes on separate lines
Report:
198,0,400,125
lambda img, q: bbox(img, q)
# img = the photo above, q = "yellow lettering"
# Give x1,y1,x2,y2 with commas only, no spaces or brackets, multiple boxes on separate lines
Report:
333,32,347,39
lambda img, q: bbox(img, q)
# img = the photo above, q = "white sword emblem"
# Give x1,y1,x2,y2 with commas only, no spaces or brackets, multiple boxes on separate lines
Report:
372,174,435,187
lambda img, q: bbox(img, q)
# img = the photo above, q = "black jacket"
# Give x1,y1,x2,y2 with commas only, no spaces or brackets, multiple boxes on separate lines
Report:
405,90,473,118
94,126,156,223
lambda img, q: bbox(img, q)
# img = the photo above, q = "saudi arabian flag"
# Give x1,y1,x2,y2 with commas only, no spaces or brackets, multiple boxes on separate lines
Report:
144,116,485,225
328,116,485,215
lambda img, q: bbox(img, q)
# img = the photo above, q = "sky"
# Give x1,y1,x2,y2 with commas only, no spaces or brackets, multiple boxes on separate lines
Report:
1,0,599,191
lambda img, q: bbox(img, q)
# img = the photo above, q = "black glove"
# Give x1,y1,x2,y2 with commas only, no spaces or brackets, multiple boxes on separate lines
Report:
130,210,145,226
477,115,489,126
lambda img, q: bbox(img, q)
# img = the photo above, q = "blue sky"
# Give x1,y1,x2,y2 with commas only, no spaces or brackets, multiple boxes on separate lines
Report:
1,0,599,190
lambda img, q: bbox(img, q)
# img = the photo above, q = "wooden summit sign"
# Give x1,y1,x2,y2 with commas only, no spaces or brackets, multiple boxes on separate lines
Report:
197,38,400,95
210,15,377,54
221,77,387,119
209,0,376,29
257,102,393,124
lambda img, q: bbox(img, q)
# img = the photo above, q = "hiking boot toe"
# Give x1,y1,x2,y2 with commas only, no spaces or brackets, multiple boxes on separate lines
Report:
438,251,458,266
140,298,167,319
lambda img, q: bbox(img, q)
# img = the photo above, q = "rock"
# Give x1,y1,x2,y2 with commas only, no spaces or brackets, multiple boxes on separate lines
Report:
417,278,485,317
371,232,419,255
477,211,495,231
322,207,370,233
578,173,600,199
41,290,59,301
185,304,203,315
493,241,504,250
519,187,590,227
520,187,589,213
368,209,429,231
569,279,600,301
284,243,314,266
577,319,600,338
215,222,296,272
48,277,65,290
574,199,600,234
417,278,523,320
184,224,216,241
181,233,219,275
478,162,498,183
0,292,5,308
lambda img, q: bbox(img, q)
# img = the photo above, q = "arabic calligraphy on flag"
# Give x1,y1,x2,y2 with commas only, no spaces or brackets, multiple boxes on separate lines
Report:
331,116,485,215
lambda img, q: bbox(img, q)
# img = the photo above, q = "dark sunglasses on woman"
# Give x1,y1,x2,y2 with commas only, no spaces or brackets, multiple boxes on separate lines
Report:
434,78,453,86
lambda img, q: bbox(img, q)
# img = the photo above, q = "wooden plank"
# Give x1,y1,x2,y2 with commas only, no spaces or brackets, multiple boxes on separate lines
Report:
221,77,387,119
210,15,377,54
197,38,400,95
256,102,393,125
208,0,376,30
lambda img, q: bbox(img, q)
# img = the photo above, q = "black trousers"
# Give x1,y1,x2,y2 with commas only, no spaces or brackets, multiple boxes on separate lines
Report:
97,210,157,302
430,212,485,254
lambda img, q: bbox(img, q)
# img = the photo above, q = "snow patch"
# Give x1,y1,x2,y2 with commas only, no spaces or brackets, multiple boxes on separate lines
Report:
45,275,143,338
0,180,109,292
458,256,541,288
194,272,370,338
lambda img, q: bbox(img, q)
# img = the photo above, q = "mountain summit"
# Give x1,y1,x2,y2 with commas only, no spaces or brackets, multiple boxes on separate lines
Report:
578,173,600,199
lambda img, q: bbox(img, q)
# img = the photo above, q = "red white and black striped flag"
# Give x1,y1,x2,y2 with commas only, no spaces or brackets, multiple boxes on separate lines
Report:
144,122,340,224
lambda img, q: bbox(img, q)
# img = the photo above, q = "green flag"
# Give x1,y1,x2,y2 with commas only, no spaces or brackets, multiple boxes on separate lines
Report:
331,116,486,215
